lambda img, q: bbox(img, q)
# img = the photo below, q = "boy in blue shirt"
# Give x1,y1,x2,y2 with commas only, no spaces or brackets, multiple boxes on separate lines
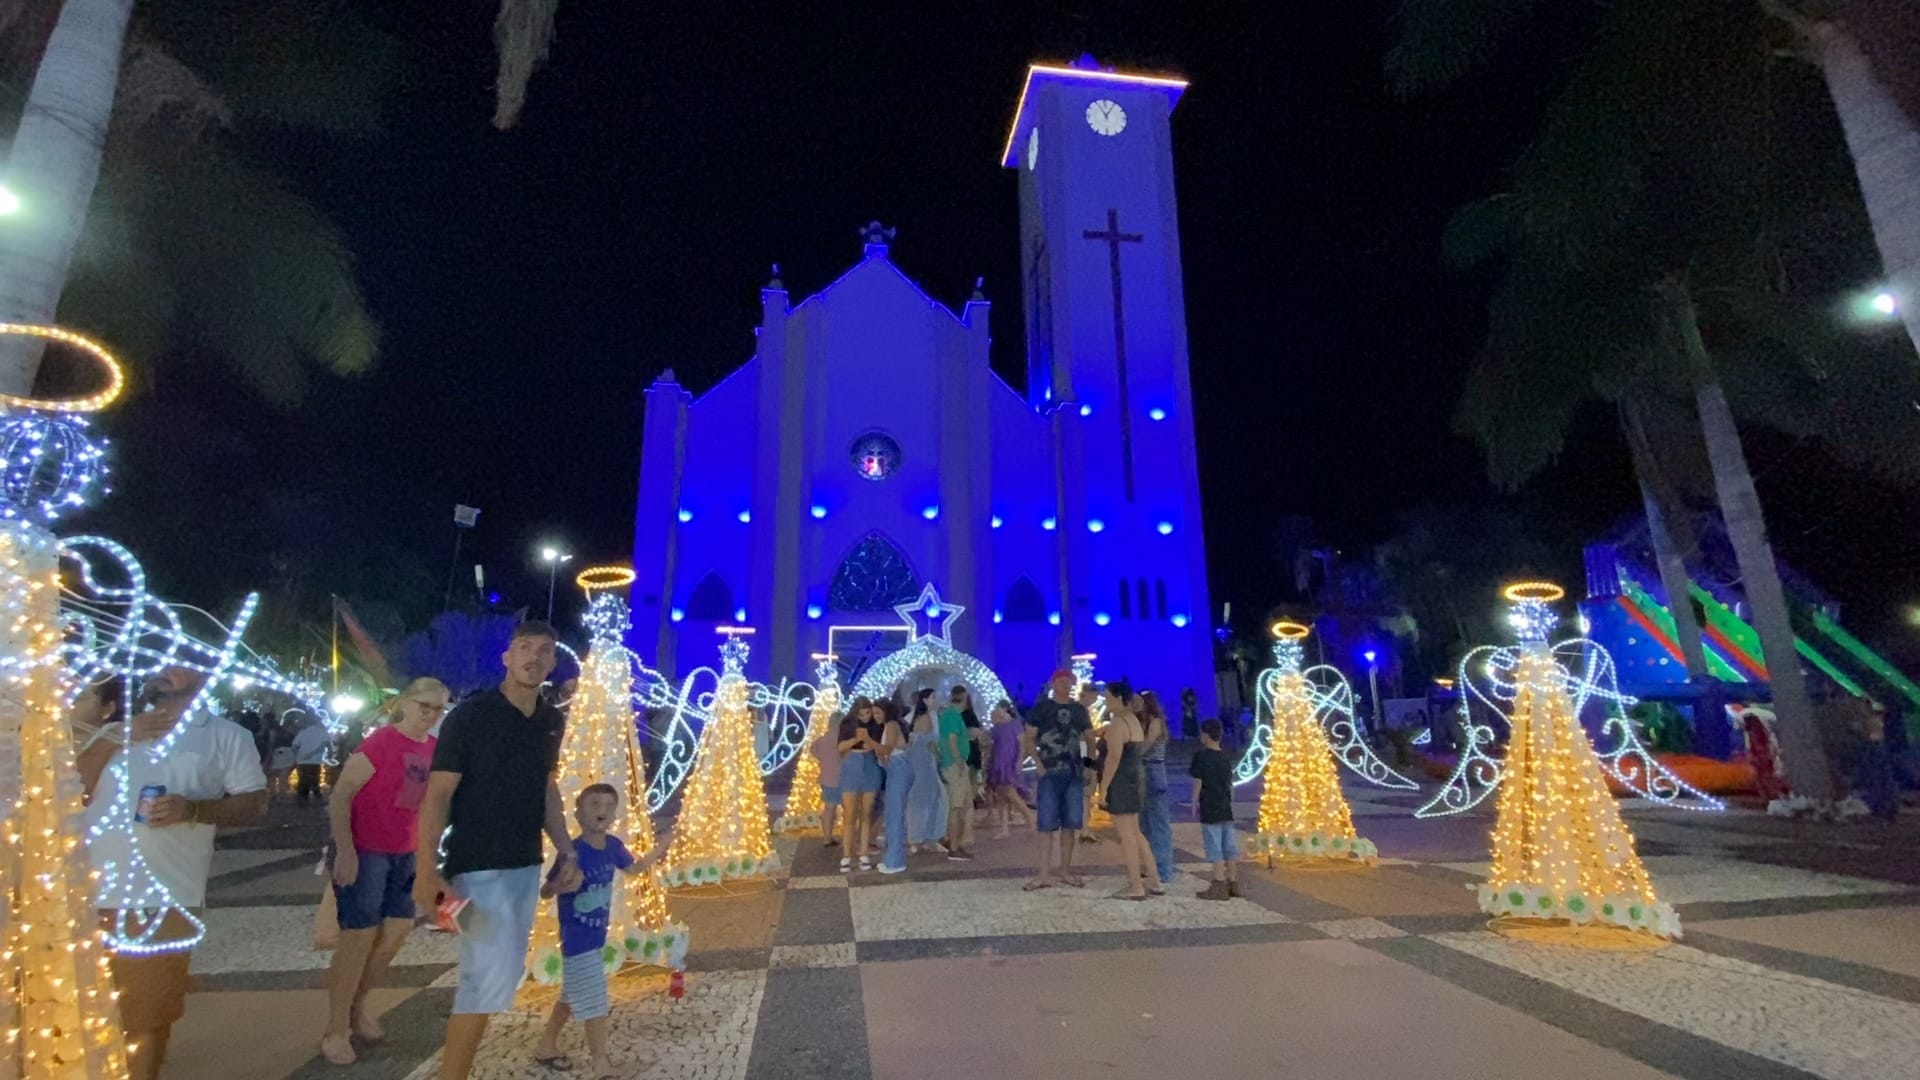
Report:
531,783,667,1077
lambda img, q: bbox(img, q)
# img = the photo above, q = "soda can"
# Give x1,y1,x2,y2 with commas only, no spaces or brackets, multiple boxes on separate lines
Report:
135,784,166,824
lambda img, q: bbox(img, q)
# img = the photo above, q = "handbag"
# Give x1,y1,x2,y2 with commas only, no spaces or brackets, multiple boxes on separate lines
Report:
310,847,339,951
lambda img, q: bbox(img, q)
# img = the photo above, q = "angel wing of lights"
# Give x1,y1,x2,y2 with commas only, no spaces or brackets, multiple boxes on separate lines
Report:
751,677,817,776
1302,664,1419,790
1413,638,1722,818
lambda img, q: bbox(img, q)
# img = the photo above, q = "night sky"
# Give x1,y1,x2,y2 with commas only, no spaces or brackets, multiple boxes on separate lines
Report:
83,3,1920,665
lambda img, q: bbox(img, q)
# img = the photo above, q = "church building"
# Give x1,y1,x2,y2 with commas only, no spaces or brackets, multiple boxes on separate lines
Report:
631,59,1214,707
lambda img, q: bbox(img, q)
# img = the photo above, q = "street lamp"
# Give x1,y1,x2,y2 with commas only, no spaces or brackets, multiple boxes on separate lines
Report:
539,545,573,623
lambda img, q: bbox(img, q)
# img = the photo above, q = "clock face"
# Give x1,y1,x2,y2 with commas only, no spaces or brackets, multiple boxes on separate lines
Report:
1026,127,1040,170
1086,99,1127,136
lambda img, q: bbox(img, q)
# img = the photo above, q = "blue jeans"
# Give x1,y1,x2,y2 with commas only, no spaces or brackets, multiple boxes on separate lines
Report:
1142,762,1174,881
1202,822,1240,862
882,753,912,870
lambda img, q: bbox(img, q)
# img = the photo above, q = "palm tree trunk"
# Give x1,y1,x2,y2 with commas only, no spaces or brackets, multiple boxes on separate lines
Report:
1667,283,1836,800
1620,395,1709,680
0,0,134,395
1768,1,1920,357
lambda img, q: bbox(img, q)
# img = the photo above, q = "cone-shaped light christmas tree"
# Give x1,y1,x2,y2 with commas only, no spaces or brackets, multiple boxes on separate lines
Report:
529,574,688,981
1476,583,1678,941
663,630,776,887
774,654,840,835
4,522,131,1078
1252,622,1377,865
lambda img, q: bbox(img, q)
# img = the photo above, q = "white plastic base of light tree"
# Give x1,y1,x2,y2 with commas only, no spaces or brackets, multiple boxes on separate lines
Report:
528,920,692,984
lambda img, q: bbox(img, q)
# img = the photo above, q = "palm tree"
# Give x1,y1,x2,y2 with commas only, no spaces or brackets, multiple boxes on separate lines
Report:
1390,0,1920,800
0,1,395,401
1763,1,1920,359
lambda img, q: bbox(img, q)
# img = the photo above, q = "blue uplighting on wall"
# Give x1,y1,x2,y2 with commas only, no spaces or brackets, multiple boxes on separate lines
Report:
734,608,748,623
1171,614,1189,628
1148,407,1167,421
670,608,685,622
1087,519,1105,533
1094,612,1111,626
1042,516,1056,531
1048,612,1061,626
1156,521,1174,535
991,515,1003,529
1079,404,1092,417
811,504,828,519
737,509,752,523
922,505,940,520
993,610,1004,624
677,509,693,523
806,604,823,620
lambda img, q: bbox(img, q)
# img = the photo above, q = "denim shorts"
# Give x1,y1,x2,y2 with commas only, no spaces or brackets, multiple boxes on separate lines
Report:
1202,822,1240,862
1035,771,1085,833
821,785,841,806
450,865,541,1015
333,850,417,929
840,751,881,794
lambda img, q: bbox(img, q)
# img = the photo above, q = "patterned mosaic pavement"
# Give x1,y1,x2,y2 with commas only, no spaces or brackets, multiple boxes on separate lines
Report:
164,784,1920,1079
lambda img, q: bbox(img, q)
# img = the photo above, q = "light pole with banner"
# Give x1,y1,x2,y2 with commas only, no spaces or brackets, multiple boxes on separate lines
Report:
443,504,481,611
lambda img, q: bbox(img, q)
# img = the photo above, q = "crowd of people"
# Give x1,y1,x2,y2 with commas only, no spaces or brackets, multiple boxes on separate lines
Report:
811,668,1201,900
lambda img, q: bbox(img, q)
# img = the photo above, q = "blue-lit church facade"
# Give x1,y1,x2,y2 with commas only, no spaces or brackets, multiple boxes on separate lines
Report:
632,61,1214,709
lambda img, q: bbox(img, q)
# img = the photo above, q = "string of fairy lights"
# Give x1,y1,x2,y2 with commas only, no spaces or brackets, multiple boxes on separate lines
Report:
1233,626,1418,792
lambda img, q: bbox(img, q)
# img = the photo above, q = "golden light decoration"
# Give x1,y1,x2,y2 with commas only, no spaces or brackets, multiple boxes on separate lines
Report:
663,637,775,887
775,653,841,836
1477,650,1677,945
1,523,132,1077
0,324,127,414
527,597,686,982
1251,637,1377,868
1500,580,1566,603
1269,619,1311,640
574,565,637,592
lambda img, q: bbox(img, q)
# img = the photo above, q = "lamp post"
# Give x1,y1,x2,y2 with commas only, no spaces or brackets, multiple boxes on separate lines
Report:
540,545,573,623
1362,649,1381,743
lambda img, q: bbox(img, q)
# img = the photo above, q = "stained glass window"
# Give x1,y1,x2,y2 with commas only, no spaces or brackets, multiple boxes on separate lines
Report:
849,432,902,481
828,532,919,612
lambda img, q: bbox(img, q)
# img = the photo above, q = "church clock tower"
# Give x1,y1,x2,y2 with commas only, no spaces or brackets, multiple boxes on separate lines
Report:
1004,58,1213,705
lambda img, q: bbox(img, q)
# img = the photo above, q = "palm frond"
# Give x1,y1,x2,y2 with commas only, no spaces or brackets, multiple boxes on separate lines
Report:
493,0,562,130
136,154,378,405
1385,0,1543,97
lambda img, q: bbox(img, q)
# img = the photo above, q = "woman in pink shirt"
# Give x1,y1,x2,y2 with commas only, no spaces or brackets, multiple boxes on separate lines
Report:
320,678,450,1066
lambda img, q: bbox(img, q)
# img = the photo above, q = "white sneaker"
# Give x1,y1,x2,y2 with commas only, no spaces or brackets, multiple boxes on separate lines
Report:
878,863,906,875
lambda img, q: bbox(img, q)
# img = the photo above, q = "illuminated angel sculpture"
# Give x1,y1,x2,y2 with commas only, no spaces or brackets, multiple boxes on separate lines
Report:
1233,624,1418,793
529,574,688,981
1244,622,1378,865
661,629,778,887
1415,585,1721,820
774,654,842,835
1462,583,1679,942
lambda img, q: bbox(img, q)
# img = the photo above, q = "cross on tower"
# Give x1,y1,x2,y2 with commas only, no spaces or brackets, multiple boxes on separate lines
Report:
1083,209,1143,501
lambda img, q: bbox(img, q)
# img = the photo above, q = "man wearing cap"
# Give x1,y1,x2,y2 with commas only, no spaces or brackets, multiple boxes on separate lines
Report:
1022,669,1092,890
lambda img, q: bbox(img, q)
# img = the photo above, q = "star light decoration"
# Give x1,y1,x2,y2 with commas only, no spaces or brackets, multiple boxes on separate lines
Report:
849,582,1010,710
1415,581,1721,819
1463,583,1680,942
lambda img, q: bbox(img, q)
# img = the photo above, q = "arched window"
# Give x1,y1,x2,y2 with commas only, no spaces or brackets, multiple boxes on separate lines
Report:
1004,576,1048,624
827,532,919,612
1137,579,1152,619
1155,579,1168,620
686,571,735,623
1117,578,1132,620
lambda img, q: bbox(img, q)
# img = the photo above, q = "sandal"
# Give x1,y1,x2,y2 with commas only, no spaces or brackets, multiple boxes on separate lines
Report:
533,1053,576,1072
858,855,873,871
1022,878,1054,892
839,857,851,873
1107,890,1148,902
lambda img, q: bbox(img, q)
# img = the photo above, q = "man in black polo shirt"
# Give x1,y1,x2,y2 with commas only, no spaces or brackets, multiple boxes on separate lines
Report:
414,621,581,1079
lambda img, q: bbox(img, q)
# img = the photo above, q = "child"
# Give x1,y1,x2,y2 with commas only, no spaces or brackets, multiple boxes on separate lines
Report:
532,784,668,1078
1189,718,1240,901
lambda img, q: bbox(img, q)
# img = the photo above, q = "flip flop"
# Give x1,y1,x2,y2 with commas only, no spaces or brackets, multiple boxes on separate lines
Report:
1107,890,1148,902
1062,874,1087,888
533,1053,576,1072
1022,879,1054,892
